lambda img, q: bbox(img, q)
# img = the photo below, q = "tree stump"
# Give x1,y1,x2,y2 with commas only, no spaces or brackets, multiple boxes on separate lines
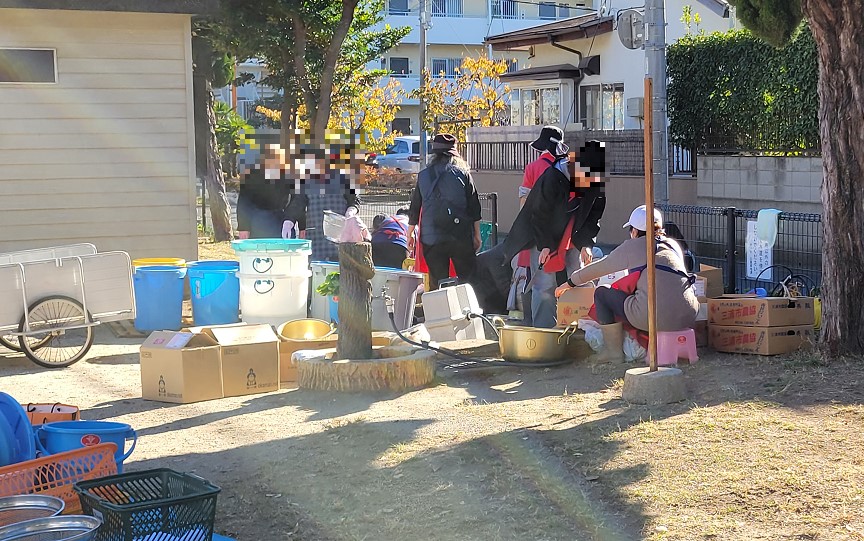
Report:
294,346,437,392
337,242,374,360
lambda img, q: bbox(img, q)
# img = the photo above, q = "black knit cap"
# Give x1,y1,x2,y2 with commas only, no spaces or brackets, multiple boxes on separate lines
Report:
577,140,605,176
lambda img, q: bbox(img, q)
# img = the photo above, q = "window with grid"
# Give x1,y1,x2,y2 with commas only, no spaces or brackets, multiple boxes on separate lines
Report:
431,0,463,17
492,0,519,18
392,118,411,135
431,58,462,78
579,83,625,130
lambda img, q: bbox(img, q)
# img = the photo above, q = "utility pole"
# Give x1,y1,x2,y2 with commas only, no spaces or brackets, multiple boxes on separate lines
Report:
645,0,669,205
419,0,430,166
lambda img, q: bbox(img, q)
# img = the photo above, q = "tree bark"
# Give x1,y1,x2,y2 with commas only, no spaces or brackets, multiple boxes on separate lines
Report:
802,0,864,356
337,242,375,360
313,0,360,139
192,39,233,242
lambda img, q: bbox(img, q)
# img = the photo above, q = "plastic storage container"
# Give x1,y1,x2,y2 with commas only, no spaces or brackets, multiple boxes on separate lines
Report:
35,421,137,473
0,393,35,467
133,266,187,332
131,258,186,269
187,261,240,326
310,263,422,331
238,272,311,326
322,211,346,242
75,469,220,541
231,239,311,276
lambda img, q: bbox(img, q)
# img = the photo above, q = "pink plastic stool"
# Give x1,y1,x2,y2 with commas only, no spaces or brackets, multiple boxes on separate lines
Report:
648,329,699,366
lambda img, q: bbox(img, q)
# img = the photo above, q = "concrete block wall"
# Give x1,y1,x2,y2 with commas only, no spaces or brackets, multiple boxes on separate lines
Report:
697,156,823,214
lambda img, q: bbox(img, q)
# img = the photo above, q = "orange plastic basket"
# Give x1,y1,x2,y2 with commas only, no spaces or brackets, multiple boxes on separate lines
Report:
0,443,118,514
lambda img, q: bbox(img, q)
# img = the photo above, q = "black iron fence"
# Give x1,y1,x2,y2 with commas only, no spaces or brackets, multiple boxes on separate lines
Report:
659,204,822,294
360,186,499,252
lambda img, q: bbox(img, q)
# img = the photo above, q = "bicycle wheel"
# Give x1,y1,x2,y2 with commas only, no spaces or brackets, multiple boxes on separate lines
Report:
18,296,94,369
0,335,22,352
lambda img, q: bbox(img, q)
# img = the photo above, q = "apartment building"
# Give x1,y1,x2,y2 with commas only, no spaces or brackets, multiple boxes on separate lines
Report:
379,0,594,135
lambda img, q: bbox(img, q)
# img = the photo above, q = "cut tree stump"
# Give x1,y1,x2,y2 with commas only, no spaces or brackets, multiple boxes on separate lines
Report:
294,346,437,392
337,242,374,360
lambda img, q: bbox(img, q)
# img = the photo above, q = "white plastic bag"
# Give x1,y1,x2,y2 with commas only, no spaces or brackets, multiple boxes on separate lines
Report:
577,318,604,353
623,334,647,363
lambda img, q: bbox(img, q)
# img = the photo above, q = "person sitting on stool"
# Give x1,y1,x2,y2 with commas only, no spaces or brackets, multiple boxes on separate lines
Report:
371,209,410,269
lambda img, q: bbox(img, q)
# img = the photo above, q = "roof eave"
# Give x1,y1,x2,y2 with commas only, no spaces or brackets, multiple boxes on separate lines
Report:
487,18,614,50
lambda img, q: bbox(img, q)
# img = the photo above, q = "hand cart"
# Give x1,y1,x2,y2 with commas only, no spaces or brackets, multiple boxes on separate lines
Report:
0,244,135,368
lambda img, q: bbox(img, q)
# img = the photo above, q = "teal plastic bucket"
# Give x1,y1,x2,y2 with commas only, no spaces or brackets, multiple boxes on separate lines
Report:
133,266,187,332
35,421,137,473
231,239,311,253
187,261,240,326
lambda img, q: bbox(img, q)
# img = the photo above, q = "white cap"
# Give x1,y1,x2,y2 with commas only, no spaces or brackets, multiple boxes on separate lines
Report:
623,205,663,231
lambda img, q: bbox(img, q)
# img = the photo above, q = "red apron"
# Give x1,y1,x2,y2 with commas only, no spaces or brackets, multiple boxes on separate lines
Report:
413,209,456,279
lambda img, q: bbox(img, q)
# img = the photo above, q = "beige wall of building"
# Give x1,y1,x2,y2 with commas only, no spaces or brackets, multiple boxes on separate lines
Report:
0,8,198,261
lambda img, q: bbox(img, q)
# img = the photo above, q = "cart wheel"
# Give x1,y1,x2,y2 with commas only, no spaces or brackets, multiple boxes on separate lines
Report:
0,335,22,352
18,296,94,369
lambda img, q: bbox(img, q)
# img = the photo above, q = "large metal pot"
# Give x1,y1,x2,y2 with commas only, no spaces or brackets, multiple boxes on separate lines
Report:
491,318,592,363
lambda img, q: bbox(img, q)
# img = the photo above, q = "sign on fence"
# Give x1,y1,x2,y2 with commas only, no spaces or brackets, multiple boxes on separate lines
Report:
746,221,773,281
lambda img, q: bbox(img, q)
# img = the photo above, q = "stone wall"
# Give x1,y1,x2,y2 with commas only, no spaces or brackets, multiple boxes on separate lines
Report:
696,156,823,214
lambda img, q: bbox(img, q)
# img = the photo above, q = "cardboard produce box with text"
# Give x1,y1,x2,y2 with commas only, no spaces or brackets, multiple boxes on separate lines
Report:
696,264,724,299
557,285,596,327
708,296,815,327
140,332,223,404
202,324,280,397
709,325,814,355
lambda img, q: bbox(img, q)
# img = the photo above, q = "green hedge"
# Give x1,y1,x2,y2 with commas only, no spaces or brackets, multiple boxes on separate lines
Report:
667,25,819,153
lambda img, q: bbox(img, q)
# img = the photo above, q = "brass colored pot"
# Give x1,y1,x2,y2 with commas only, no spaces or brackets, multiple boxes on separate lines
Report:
277,319,336,341
490,317,592,363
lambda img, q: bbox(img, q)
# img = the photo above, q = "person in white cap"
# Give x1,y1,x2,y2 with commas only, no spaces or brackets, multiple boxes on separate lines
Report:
554,205,699,362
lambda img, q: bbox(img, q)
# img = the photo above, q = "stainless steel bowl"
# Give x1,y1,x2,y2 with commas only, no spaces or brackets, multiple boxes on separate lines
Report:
0,515,101,541
0,495,65,528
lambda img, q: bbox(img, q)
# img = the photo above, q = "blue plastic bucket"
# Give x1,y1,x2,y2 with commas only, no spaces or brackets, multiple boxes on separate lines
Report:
329,296,339,323
133,266,187,332
187,261,240,326
0,392,35,467
35,421,137,473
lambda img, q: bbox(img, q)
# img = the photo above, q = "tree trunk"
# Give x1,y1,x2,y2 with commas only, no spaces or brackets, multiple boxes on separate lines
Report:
192,39,233,242
803,0,864,356
337,242,375,360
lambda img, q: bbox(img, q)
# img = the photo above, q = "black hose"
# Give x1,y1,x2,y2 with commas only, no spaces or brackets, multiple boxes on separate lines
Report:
387,308,571,369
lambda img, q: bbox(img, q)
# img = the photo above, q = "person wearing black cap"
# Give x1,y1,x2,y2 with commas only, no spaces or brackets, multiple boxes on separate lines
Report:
407,134,483,289
502,141,607,328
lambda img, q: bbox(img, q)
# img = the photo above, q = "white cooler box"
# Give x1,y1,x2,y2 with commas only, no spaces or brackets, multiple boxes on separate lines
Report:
420,284,487,342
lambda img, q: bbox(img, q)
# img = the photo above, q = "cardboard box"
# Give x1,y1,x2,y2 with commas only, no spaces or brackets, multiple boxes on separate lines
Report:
708,296,815,327
696,264,724,299
557,285,596,327
201,324,280,397
709,325,814,355
140,332,223,404
693,276,708,302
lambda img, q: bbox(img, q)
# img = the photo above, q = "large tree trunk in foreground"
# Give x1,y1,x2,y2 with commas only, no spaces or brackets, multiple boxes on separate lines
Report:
803,0,864,356
337,243,374,360
192,41,233,242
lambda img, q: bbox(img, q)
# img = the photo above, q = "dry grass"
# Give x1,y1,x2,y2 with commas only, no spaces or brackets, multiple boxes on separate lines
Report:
197,240,236,261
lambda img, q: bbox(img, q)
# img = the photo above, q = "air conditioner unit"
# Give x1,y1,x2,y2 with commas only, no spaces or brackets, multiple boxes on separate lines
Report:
627,97,644,118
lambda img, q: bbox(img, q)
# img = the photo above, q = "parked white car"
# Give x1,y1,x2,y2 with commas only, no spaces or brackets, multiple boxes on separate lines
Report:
374,136,431,173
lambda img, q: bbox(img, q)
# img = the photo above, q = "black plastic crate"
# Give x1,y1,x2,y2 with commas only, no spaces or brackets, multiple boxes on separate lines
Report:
74,468,220,541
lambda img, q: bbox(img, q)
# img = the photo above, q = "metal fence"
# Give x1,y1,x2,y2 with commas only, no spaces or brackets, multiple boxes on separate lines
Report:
658,204,822,294
360,186,499,251
460,137,696,177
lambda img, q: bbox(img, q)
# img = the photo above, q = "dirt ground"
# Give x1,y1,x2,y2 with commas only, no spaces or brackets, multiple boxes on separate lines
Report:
2,325,863,541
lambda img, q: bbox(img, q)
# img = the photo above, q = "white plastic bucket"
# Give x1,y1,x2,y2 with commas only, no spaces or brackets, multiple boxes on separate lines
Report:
238,271,311,322
238,251,310,277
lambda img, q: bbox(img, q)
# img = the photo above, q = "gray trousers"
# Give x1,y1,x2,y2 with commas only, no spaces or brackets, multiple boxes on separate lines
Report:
529,247,585,328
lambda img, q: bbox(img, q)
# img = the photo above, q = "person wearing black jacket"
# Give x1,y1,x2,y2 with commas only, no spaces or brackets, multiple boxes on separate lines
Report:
236,144,293,239
502,141,607,328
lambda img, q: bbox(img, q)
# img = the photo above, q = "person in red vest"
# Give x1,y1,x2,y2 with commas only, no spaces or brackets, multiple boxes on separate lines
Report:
502,141,607,328
514,126,572,323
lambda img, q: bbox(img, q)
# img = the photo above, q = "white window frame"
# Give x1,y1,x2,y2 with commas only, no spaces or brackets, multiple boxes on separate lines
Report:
508,82,565,126
579,83,625,131
430,57,462,79
0,47,58,85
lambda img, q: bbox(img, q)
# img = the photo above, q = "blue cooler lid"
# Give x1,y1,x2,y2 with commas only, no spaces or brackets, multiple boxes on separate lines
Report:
232,239,312,254
0,392,35,465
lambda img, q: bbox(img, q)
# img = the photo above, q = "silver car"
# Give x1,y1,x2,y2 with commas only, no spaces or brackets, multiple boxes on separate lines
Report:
375,136,431,173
